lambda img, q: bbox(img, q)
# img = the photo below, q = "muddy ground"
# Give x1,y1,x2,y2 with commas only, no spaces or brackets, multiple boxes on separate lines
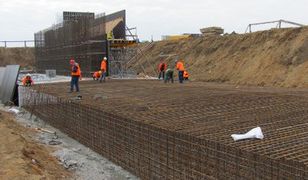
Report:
0,110,70,179
0,106,138,180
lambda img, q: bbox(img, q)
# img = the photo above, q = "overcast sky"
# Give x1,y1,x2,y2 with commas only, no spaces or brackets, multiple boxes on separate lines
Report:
0,0,307,42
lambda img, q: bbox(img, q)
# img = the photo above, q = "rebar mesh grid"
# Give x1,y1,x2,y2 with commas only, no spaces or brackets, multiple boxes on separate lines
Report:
34,10,126,76
20,80,308,179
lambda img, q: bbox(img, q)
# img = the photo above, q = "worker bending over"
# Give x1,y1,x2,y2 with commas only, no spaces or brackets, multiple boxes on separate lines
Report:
176,59,185,83
93,71,102,80
100,57,107,83
158,61,167,80
183,70,189,80
70,59,81,92
164,68,174,83
22,74,34,86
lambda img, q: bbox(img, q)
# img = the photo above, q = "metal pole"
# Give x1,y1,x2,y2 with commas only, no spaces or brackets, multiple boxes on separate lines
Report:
24,41,27,48
4,41,7,48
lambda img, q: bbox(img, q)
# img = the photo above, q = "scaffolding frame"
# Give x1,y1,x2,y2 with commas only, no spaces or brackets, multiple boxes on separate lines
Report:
34,10,126,76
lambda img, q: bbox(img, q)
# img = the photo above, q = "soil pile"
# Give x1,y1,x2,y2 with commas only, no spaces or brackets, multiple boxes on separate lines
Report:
0,111,70,179
0,47,35,69
131,27,308,87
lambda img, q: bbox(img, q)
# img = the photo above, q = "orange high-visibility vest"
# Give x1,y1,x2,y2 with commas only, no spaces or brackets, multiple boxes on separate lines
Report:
93,71,101,78
101,60,107,72
158,63,167,71
176,61,185,71
22,77,33,85
71,64,81,76
183,71,189,78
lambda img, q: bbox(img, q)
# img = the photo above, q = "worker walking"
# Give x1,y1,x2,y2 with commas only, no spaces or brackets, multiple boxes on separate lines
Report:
183,70,189,80
70,59,81,92
164,68,174,83
100,57,107,83
158,61,167,80
22,74,34,86
176,59,185,83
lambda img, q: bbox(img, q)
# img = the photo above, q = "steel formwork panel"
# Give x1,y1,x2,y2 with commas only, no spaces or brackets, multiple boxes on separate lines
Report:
34,10,126,76
0,65,20,104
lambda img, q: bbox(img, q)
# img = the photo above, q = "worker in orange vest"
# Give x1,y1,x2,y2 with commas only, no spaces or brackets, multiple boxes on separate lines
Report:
93,70,102,80
176,59,185,83
22,74,34,86
70,59,81,92
158,60,167,80
99,57,107,83
183,70,189,80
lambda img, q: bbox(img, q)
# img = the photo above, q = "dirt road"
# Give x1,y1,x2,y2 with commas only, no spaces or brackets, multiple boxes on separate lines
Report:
0,111,71,179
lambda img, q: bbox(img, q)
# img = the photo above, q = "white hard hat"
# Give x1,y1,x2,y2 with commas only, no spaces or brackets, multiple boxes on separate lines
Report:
26,73,31,77
103,57,107,60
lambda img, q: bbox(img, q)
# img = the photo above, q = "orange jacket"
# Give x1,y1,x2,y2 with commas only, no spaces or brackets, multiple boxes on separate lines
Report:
176,61,185,71
93,71,101,78
158,63,167,71
101,60,107,71
22,77,33,85
71,64,81,77
183,71,189,78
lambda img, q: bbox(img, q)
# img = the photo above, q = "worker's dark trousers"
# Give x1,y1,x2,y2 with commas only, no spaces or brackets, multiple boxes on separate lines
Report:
164,72,174,83
99,71,106,82
178,71,184,83
158,71,165,79
71,76,79,92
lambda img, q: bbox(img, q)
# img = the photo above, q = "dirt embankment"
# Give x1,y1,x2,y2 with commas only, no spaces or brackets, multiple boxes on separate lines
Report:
131,27,308,88
0,48,35,69
0,111,70,179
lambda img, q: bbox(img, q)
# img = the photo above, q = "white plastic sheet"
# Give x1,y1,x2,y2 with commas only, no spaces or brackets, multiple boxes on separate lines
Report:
231,127,264,141
8,107,20,114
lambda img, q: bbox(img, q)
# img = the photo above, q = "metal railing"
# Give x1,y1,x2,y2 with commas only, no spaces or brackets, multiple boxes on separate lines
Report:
245,19,305,33
0,40,35,48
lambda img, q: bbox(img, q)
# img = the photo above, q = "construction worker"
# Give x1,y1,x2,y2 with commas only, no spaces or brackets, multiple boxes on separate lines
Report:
22,74,34,86
183,70,189,80
176,59,185,83
70,59,81,92
158,61,167,80
164,68,174,83
99,57,107,83
93,70,102,80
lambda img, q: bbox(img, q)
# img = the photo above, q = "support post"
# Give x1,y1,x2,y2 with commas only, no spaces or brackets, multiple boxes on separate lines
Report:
106,38,110,76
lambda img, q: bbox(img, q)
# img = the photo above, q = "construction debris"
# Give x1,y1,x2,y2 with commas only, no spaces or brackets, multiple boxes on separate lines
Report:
231,126,264,141
8,107,20,114
35,127,56,134
200,26,224,36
